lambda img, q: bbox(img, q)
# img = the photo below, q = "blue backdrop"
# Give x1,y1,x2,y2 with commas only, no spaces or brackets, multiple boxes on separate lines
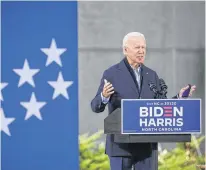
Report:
1,2,78,170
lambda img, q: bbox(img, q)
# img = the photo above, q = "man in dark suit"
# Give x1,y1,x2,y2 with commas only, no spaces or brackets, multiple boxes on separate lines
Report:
91,32,196,170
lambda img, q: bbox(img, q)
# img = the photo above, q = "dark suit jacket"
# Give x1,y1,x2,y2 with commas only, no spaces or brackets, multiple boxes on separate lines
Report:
91,58,177,158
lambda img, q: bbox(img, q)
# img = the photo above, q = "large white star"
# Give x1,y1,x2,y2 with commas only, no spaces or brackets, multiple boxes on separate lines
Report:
13,59,40,87
0,82,8,101
20,92,47,120
40,38,67,67
1,108,15,136
48,72,73,100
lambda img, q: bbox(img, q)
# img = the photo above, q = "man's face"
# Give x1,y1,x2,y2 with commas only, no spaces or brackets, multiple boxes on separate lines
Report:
124,36,146,64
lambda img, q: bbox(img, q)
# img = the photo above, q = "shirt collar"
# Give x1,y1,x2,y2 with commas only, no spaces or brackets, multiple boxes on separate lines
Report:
130,64,141,72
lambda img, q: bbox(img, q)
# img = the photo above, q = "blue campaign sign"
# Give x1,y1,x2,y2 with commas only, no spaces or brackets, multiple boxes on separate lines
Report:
121,99,201,134
1,2,78,170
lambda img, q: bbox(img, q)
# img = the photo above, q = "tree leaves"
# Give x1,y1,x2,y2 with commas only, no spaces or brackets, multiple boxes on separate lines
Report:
79,131,205,170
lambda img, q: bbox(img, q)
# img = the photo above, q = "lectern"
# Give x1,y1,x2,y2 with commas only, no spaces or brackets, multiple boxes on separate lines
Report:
104,99,201,143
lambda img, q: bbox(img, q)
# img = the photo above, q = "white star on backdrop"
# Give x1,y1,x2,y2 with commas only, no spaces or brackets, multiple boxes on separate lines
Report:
40,38,67,67
13,59,40,87
0,82,8,101
48,72,73,100
1,108,15,136
20,92,47,120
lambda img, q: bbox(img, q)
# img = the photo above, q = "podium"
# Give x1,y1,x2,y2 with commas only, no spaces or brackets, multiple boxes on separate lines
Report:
104,99,201,143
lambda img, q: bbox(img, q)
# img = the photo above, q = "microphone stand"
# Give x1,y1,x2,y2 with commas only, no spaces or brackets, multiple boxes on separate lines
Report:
148,78,168,99
159,78,168,99
148,82,160,99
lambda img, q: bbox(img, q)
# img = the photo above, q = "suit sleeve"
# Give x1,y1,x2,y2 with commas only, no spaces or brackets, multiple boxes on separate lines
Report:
172,94,179,99
91,70,109,113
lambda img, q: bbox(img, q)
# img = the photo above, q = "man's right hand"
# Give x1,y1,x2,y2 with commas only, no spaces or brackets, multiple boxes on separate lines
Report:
102,79,114,98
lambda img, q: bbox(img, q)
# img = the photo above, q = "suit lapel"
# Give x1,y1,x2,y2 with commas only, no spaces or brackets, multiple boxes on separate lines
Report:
140,64,149,97
117,59,139,95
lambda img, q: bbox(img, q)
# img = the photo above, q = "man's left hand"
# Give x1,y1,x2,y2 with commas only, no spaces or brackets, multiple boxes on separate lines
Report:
178,85,196,98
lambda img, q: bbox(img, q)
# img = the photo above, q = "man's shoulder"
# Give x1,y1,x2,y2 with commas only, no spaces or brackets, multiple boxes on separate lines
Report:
142,65,157,75
103,60,158,76
104,60,122,73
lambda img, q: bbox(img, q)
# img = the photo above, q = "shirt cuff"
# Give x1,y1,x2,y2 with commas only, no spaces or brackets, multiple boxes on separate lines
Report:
101,92,110,104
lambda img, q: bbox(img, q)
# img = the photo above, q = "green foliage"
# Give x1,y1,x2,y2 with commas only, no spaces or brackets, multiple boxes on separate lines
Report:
158,135,205,170
79,131,205,170
79,130,110,170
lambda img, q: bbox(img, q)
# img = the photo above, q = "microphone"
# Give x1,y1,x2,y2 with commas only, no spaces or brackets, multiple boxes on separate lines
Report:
148,82,158,98
159,78,167,98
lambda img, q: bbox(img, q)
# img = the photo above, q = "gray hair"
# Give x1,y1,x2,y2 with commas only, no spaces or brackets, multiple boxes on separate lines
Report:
122,32,146,48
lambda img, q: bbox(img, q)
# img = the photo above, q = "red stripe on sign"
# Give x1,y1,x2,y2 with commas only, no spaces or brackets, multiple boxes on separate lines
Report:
163,106,172,109
164,114,173,117
165,110,172,113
